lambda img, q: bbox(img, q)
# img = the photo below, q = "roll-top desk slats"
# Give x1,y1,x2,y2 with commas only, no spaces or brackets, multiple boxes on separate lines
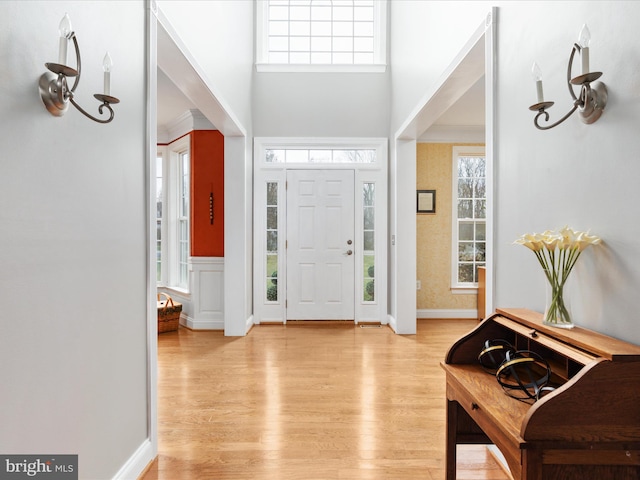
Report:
441,308,640,480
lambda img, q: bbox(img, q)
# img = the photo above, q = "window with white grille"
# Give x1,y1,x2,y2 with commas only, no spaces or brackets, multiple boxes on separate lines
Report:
451,146,486,289
177,150,190,289
256,0,387,72
156,153,164,284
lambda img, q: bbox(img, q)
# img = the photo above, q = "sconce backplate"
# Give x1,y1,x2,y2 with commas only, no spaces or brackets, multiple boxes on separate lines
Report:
39,71,68,117
579,81,607,125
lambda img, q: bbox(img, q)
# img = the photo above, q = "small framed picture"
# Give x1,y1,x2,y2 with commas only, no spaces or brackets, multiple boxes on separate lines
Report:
417,190,436,214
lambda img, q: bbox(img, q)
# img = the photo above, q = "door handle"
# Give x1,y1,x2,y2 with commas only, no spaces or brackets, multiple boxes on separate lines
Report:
347,239,353,245
346,250,353,255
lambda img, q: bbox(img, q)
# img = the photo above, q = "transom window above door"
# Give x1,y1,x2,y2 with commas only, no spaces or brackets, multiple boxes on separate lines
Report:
256,0,387,73
266,148,376,164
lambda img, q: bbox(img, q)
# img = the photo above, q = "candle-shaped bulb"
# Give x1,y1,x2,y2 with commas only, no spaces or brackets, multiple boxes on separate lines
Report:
532,62,544,103
578,24,591,74
578,24,591,48
103,52,113,73
103,52,112,95
59,13,73,39
531,62,543,82
58,13,73,65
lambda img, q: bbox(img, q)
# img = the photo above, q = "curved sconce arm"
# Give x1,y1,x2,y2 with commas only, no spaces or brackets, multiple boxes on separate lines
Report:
69,95,117,124
532,103,579,131
565,44,580,102
65,34,119,123
68,34,81,94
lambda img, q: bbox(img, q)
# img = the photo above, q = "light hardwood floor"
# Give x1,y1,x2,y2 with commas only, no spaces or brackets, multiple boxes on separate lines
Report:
142,320,510,480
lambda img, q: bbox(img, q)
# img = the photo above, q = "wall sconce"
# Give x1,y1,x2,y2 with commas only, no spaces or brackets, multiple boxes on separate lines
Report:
38,13,119,124
529,24,607,130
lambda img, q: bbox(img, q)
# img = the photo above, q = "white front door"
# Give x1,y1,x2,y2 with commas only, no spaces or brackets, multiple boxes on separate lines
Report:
286,170,355,320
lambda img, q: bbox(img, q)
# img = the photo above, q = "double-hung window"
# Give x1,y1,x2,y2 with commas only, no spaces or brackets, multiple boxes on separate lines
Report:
156,153,164,283
256,0,387,72
156,136,190,291
177,149,190,289
451,146,486,291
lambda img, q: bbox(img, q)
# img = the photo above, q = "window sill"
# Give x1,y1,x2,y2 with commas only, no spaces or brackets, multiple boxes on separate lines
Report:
158,286,191,299
256,63,387,74
451,286,478,295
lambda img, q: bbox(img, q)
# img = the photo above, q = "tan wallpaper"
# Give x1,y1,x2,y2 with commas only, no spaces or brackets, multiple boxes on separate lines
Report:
416,143,484,312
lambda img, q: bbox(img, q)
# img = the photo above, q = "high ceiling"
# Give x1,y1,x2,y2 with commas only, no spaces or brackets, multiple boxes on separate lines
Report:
434,76,485,127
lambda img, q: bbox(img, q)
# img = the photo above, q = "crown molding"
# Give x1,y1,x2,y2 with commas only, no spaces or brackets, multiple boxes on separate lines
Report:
159,109,217,144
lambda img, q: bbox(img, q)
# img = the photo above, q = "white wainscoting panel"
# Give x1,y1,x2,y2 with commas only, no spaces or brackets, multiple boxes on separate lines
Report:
188,257,225,329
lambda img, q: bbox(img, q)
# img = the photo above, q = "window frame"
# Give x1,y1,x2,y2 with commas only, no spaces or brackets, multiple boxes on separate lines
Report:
176,147,190,290
265,181,280,304
362,182,375,303
156,150,166,286
255,0,387,73
157,135,191,293
450,145,486,293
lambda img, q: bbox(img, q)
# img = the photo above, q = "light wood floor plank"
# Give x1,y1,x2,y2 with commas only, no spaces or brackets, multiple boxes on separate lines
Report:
141,320,510,480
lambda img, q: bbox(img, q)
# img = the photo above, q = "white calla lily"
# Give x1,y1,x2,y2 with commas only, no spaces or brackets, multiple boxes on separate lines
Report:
514,233,544,251
514,227,601,327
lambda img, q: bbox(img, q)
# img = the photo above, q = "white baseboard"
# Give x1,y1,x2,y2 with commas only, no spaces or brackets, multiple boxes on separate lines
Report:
387,314,397,332
245,315,254,333
417,309,478,319
182,315,224,330
112,438,155,480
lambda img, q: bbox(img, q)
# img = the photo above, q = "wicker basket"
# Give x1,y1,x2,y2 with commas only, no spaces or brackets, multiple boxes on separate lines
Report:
157,292,182,333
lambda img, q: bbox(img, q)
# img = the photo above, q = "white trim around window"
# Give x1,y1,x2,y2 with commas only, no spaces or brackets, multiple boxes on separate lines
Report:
451,145,486,293
157,135,191,292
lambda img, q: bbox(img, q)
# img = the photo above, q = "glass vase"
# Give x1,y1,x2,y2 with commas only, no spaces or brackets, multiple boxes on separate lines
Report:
543,276,574,329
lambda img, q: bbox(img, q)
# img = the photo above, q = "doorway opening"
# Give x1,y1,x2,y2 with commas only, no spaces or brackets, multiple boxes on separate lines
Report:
253,138,388,325
391,8,496,333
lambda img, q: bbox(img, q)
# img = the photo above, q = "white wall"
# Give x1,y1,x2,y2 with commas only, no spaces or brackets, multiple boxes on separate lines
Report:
0,1,149,478
253,72,390,137
494,1,640,344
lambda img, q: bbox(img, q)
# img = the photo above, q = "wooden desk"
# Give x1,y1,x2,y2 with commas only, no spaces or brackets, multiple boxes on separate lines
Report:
442,308,640,480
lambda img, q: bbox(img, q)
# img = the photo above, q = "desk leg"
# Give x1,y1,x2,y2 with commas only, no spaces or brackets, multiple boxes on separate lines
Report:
522,449,542,480
446,399,457,480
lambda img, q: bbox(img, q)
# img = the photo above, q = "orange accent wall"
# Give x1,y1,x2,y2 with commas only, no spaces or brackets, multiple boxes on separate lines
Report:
190,130,224,257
